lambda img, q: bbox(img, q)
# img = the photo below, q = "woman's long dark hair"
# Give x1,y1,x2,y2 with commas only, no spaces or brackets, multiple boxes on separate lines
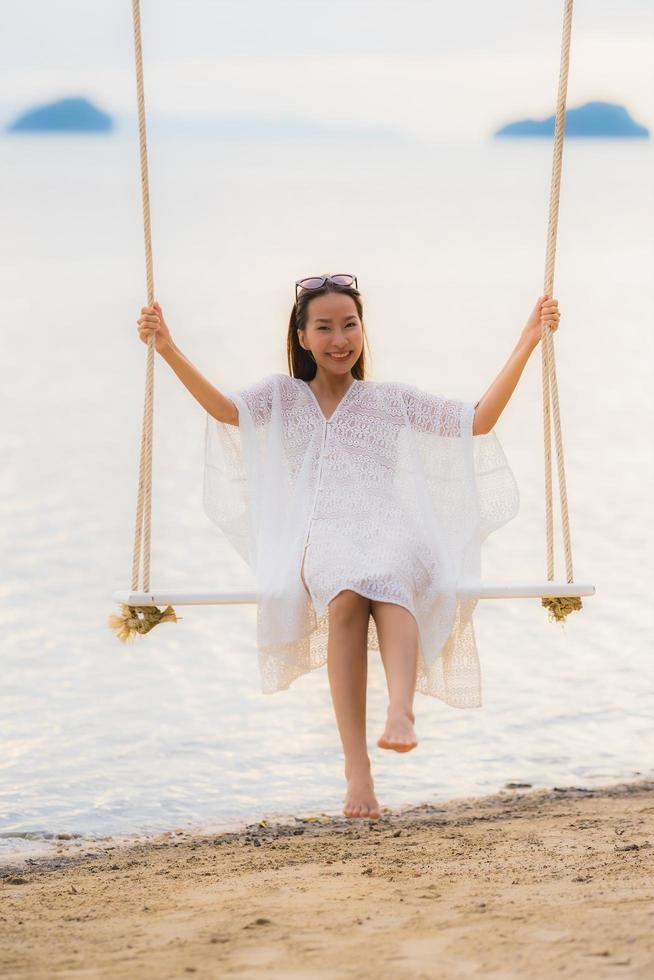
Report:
286,279,371,381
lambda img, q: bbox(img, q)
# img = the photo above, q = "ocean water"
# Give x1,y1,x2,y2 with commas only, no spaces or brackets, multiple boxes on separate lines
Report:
1,131,652,863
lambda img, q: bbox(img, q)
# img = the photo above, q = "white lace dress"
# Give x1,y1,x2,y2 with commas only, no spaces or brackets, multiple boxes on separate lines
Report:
204,373,519,708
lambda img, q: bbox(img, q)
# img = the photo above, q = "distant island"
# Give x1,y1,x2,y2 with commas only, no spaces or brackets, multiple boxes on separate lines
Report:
495,101,649,139
6,97,113,133
3,98,403,141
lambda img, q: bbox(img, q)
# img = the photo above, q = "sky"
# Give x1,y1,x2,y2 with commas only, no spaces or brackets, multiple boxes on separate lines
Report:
1,0,652,142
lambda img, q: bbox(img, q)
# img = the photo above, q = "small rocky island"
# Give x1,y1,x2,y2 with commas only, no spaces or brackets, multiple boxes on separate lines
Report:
495,101,649,139
6,97,113,133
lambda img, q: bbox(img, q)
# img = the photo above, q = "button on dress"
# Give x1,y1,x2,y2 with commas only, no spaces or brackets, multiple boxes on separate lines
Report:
204,373,519,708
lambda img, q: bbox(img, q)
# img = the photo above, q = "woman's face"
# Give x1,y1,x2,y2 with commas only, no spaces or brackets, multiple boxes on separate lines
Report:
298,292,363,373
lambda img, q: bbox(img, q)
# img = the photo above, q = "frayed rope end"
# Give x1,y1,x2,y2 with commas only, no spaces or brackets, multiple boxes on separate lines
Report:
107,604,181,643
541,595,583,624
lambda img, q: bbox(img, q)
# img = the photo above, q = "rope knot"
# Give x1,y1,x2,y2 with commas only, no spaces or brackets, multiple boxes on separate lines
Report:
107,604,180,643
541,595,582,624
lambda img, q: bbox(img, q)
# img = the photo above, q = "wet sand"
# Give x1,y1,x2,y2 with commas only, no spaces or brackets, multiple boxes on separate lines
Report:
1,779,652,979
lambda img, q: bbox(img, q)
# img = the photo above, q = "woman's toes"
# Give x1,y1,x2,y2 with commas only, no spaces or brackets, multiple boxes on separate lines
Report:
343,777,381,820
377,714,418,753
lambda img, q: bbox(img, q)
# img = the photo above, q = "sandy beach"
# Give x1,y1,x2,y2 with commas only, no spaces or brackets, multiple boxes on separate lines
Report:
1,778,652,979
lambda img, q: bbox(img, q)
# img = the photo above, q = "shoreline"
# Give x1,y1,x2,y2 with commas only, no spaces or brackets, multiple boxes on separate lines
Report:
3,772,649,872
2,777,653,978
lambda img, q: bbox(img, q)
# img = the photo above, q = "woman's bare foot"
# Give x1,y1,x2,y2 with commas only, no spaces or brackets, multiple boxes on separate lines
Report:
343,761,381,820
377,708,418,752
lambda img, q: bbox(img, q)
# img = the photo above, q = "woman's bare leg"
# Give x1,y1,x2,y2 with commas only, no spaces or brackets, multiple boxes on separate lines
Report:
327,590,381,819
370,601,419,752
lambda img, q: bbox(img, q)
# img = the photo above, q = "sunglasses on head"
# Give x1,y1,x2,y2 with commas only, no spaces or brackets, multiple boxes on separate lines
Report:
295,274,358,301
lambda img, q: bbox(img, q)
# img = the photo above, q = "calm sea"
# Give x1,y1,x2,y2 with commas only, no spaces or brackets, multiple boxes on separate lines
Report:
1,131,652,863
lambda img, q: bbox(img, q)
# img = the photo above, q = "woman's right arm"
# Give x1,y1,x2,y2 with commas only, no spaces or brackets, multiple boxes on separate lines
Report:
137,302,238,425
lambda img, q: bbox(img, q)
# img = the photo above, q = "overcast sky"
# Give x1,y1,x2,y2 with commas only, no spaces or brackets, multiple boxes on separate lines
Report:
1,0,652,142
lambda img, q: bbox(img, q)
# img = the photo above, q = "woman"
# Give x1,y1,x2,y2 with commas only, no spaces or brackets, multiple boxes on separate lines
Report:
137,274,560,819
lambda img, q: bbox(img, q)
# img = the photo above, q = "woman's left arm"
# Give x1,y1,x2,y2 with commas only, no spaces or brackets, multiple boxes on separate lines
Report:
472,295,560,436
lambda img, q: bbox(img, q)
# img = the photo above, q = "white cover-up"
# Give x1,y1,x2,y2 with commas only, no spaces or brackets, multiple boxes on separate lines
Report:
203,373,519,708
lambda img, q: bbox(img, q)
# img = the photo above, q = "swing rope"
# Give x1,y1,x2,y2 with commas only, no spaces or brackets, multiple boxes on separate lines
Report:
539,0,582,623
108,0,179,641
109,0,581,642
